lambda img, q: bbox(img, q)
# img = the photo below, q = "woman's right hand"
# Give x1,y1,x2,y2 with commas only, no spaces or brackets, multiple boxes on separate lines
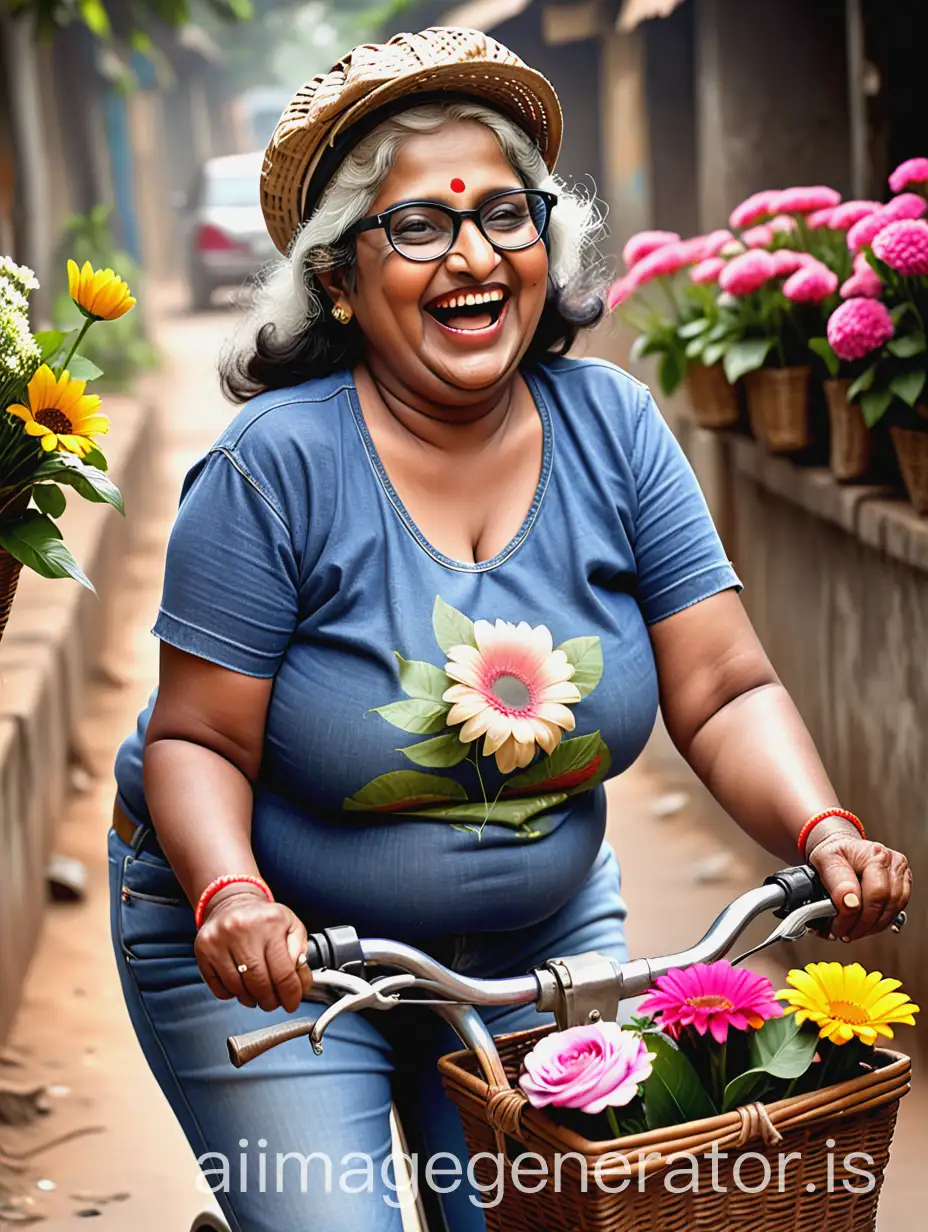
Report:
194,884,310,1012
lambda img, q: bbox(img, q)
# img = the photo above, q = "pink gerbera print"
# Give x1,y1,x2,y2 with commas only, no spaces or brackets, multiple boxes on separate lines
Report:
443,620,581,773
639,961,783,1045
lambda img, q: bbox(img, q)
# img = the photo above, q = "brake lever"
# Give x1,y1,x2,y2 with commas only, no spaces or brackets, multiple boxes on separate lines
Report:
309,973,417,1054
730,898,837,966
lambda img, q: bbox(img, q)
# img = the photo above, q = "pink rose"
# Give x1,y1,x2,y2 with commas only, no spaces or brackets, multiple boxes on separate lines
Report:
889,157,928,195
518,1023,655,1115
623,230,681,269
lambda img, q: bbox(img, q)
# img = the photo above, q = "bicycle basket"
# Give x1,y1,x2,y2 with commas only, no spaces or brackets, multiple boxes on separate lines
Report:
438,1024,910,1231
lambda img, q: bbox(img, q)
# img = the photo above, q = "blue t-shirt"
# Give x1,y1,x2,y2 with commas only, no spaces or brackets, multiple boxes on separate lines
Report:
115,357,740,938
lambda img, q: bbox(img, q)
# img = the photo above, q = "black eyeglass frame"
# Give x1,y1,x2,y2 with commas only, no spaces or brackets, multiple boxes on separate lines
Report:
347,189,558,262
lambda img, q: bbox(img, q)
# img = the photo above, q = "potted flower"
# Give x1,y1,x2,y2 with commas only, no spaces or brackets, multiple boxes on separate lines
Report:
0,257,133,640
609,229,739,429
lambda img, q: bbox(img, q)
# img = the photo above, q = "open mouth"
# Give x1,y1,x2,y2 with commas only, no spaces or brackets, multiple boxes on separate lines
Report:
424,287,510,333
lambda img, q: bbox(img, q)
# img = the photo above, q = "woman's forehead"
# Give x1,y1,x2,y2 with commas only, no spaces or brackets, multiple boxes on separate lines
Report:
375,121,519,205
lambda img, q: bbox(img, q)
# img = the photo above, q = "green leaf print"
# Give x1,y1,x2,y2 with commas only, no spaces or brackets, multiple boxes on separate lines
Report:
397,732,470,768
503,731,605,796
399,792,568,828
395,653,451,703
432,595,478,656
371,699,449,734
343,771,467,812
556,636,603,698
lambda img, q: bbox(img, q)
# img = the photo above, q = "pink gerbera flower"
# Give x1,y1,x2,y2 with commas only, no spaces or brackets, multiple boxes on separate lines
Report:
889,157,928,195
443,620,581,773
741,224,774,248
690,256,726,285
872,219,928,276
782,261,839,303
827,298,894,362
730,190,780,230
775,186,841,215
639,961,783,1045
829,200,881,231
623,230,680,269
719,248,777,295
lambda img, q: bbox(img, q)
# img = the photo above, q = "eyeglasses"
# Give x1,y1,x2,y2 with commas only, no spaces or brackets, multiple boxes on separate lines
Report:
348,189,558,263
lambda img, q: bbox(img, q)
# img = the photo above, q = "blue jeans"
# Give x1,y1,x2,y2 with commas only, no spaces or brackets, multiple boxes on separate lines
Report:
108,827,627,1232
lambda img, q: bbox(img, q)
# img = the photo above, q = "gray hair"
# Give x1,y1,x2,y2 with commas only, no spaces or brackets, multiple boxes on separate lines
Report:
219,100,606,402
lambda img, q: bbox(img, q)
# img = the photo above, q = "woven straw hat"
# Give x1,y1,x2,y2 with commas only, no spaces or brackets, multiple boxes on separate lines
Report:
260,26,563,254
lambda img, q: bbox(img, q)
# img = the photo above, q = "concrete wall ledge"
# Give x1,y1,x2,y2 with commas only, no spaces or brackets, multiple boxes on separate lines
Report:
726,433,928,575
0,384,159,1040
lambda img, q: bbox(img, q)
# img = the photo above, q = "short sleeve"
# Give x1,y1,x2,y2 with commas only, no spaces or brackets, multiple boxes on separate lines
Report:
631,390,741,625
152,449,299,677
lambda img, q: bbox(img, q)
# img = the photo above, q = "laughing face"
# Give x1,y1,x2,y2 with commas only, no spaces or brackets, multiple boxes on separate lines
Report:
320,120,550,405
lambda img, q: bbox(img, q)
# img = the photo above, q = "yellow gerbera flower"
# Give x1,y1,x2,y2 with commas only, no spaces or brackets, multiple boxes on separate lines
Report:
67,258,135,321
7,364,110,458
777,961,919,1046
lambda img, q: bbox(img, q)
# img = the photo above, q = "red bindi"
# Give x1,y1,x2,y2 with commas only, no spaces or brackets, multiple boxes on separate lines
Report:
450,178,466,193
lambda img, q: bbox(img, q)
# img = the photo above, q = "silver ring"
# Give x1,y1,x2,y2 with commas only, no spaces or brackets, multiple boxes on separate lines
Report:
237,963,248,974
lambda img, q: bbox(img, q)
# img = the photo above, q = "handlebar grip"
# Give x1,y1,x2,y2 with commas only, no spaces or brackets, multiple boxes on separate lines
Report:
304,925,364,975
227,1019,316,1068
764,864,827,917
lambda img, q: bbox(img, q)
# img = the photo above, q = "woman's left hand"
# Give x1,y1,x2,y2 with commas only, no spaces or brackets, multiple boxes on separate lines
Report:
807,832,912,943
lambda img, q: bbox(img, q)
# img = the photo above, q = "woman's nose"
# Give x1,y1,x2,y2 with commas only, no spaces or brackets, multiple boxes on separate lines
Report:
445,218,500,280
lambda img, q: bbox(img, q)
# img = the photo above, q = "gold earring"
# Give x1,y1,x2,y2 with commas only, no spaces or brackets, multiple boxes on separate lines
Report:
331,303,353,325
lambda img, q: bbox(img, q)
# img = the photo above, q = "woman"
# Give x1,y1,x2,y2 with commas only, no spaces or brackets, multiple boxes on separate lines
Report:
109,27,910,1232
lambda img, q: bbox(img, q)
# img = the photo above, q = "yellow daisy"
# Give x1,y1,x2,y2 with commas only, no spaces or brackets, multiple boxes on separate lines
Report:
8,365,110,458
67,258,135,321
777,961,919,1047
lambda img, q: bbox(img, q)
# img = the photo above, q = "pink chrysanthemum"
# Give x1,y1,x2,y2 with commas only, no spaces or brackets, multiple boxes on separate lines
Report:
883,193,928,223
519,1023,655,1115
690,256,726,285
443,619,581,773
807,207,837,230
871,218,928,276
840,252,883,300
623,230,680,269
741,224,774,248
770,249,810,276
696,229,735,260
848,194,928,252
720,239,745,258
639,961,783,1046
719,248,777,296
829,200,881,231
889,157,928,195
730,190,780,230
776,186,842,215
769,214,798,235
782,261,839,303
628,241,693,286
827,298,894,362
607,276,636,310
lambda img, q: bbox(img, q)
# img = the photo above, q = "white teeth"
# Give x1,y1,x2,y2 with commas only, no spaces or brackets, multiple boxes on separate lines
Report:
465,294,476,306
432,288,505,311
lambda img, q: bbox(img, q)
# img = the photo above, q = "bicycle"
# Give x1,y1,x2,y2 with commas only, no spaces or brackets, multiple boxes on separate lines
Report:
192,866,908,1231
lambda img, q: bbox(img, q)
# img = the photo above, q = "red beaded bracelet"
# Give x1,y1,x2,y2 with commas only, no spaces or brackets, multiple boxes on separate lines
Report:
797,808,866,859
195,875,274,929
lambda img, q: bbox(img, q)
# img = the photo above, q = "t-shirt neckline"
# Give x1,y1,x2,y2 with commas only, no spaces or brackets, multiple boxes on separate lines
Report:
346,366,555,574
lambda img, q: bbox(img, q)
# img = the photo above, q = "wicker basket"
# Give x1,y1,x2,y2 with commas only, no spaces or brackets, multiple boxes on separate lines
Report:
0,544,22,643
438,1025,910,1232
890,424,928,515
825,378,871,482
685,363,741,430
745,366,813,453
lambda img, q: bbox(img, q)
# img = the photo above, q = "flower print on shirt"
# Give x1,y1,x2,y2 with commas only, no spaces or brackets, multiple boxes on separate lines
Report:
343,596,612,839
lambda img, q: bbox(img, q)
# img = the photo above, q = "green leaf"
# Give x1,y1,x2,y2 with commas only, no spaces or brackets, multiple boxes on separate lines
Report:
32,484,66,518
723,338,776,384
678,318,712,340
643,1034,718,1129
77,0,112,37
395,654,451,702
432,595,477,655
32,330,66,361
847,365,877,400
343,771,467,812
398,732,470,768
658,349,686,397
371,699,449,735
64,355,104,382
403,792,568,828
808,336,840,378
556,635,603,697
722,1015,818,1112
860,388,895,427
887,333,927,359
82,445,109,473
889,370,927,408
504,731,605,796
31,453,124,514
890,302,916,326
0,511,94,590
684,337,707,361
701,341,728,368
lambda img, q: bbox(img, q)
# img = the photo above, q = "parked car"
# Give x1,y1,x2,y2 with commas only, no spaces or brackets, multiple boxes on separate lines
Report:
178,152,277,311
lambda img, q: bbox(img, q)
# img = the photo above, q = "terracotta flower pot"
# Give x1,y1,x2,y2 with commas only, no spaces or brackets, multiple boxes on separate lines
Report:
744,366,813,453
684,362,741,429
890,421,928,515
824,377,871,482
